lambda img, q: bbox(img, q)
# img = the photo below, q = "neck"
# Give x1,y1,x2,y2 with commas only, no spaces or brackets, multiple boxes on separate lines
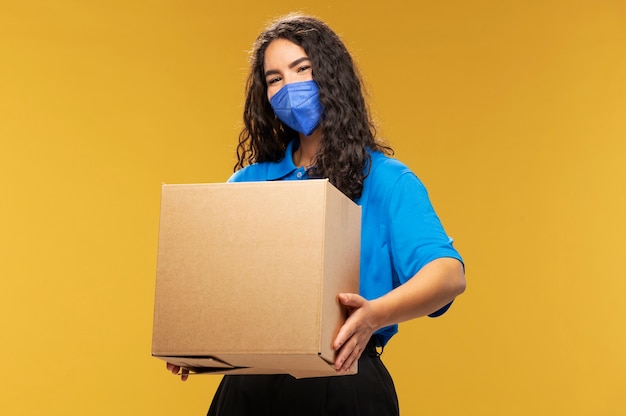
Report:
294,129,321,168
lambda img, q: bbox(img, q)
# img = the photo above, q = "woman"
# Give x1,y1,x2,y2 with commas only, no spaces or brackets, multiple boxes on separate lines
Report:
168,13,466,415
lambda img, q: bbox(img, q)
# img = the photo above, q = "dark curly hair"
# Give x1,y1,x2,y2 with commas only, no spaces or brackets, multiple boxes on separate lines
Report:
235,13,393,200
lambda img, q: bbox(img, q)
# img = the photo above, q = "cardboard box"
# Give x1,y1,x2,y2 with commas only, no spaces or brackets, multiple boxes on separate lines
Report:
152,179,361,378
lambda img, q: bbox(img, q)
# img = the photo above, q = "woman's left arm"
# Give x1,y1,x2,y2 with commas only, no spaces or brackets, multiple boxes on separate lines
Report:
332,257,466,372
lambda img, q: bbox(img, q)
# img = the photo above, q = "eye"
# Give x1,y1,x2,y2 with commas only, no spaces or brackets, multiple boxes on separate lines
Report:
266,75,282,85
297,64,311,73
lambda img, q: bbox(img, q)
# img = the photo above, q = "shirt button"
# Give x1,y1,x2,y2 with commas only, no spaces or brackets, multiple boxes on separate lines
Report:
296,171,303,178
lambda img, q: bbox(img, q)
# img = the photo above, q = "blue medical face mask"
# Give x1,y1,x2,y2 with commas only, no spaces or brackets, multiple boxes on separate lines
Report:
269,80,324,136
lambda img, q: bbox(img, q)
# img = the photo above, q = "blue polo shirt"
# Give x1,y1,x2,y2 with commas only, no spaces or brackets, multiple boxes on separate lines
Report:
229,140,463,346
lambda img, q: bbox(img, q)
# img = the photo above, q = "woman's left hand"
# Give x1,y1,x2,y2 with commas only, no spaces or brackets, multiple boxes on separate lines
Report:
332,293,380,373
332,258,466,373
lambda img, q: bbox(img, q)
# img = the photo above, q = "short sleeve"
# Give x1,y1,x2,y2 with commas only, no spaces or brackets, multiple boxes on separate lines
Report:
387,172,463,295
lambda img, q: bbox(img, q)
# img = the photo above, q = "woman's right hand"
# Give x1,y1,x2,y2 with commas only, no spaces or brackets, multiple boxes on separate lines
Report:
166,362,189,381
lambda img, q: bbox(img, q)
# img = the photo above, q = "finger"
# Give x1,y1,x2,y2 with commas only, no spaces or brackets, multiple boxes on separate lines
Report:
180,368,189,382
333,309,358,350
166,362,179,374
333,324,354,351
334,337,358,370
340,339,363,372
338,293,364,308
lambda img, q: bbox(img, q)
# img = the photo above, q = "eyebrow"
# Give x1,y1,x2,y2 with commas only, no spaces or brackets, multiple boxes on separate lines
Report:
264,57,311,78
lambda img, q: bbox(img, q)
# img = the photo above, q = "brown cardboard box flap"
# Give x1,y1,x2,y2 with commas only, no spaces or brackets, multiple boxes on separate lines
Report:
157,353,357,379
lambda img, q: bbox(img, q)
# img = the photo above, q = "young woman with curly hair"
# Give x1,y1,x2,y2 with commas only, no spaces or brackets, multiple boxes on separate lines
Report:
168,13,466,416
234,14,391,201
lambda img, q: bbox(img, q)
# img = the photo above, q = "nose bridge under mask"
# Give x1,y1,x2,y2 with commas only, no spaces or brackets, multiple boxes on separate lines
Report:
271,81,316,109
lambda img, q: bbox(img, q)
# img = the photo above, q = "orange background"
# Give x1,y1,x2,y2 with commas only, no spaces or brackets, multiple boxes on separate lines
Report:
1,1,625,414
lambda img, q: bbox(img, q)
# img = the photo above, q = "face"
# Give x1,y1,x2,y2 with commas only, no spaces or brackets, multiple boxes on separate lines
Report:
263,38,313,101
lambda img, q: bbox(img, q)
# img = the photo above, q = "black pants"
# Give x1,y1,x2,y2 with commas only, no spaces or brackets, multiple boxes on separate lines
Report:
207,339,399,416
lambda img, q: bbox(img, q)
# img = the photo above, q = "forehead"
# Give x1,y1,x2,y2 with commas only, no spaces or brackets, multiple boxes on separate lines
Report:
263,38,308,69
